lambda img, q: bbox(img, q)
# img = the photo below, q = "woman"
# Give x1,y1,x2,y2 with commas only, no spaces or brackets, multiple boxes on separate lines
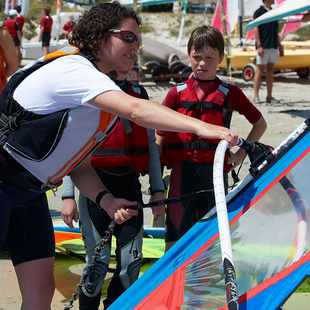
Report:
0,2,238,309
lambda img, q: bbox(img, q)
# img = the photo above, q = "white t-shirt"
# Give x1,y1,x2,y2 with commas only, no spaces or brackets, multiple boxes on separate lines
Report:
13,55,121,114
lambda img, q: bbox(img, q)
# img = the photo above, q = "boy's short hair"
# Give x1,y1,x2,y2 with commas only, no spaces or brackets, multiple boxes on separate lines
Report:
43,6,51,15
187,25,224,57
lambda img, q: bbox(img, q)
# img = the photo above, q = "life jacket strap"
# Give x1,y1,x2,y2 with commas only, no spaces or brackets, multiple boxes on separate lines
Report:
180,101,224,112
94,146,149,157
164,141,218,150
0,112,22,145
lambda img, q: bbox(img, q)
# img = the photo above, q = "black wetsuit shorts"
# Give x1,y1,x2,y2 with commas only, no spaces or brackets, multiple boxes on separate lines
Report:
0,183,55,266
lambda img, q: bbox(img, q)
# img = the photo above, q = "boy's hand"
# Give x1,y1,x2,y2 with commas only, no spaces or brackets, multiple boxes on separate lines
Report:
228,148,247,168
61,198,79,228
99,194,138,224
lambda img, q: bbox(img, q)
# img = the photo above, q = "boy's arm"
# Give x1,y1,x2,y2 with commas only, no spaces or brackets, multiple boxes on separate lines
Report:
147,128,166,220
244,116,267,143
229,116,267,168
61,175,79,228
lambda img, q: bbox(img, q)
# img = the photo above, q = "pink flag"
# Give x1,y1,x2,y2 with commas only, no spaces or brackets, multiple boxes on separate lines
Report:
276,0,303,38
211,0,237,34
211,0,224,33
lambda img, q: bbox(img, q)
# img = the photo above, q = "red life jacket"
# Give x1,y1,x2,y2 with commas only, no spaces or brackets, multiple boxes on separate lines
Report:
162,78,232,167
91,82,150,173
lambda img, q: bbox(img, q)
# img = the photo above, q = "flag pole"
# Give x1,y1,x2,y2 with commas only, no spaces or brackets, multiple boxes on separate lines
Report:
56,0,62,41
221,0,232,79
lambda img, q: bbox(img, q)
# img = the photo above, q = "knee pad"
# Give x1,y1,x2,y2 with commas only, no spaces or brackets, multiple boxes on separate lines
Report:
118,229,143,288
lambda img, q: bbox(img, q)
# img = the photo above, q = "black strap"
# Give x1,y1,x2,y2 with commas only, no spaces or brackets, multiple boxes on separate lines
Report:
164,140,218,151
180,101,224,112
93,146,149,157
95,190,110,207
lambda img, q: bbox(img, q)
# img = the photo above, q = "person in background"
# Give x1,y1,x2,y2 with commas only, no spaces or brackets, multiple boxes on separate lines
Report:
62,15,75,39
61,69,165,309
0,21,19,92
39,6,53,56
253,0,283,104
157,25,267,251
302,11,310,22
0,3,239,309
15,5,25,36
4,9,22,64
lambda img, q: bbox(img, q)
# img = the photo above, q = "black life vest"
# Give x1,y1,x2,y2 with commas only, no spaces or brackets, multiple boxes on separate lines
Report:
0,50,116,190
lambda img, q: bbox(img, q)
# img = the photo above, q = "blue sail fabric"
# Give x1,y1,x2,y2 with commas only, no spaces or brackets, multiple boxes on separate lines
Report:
110,119,310,310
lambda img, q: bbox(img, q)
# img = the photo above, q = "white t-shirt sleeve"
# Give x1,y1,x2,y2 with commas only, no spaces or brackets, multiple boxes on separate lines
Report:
14,55,121,114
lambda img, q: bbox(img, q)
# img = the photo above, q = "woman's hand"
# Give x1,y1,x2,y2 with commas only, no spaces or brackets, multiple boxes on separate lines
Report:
61,198,79,228
197,125,239,147
100,193,138,224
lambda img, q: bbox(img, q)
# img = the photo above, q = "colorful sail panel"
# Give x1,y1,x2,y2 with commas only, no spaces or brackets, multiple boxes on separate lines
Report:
110,119,310,309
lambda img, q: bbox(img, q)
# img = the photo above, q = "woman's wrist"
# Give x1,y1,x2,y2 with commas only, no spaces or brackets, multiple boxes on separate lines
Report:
61,196,75,200
95,190,111,207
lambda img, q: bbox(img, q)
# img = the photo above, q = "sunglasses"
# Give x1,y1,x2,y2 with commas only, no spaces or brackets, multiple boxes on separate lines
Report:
109,29,140,45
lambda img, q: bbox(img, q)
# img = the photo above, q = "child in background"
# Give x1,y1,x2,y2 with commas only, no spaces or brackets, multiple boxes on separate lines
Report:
39,6,53,56
157,25,267,250
61,70,165,309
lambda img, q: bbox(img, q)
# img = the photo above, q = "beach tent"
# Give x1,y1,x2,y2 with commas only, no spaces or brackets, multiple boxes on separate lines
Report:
247,0,310,30
109,118,310,309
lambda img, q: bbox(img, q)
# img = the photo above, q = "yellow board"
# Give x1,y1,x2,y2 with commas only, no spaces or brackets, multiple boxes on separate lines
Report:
219,41,310,72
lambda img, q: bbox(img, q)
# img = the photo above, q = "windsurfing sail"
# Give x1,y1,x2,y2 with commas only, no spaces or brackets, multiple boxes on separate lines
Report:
211,0,239,34
247,0,310,30
109,118,310,309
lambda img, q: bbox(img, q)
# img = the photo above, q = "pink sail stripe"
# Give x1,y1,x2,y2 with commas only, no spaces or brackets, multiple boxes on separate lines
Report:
211,0,224,33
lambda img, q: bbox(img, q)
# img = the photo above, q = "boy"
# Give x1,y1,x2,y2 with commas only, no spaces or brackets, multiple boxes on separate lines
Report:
157,25,267,250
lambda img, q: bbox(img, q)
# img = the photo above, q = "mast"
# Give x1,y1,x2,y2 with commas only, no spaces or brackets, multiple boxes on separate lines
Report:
56,0,62,41
177,0,188,46
238,0,244,46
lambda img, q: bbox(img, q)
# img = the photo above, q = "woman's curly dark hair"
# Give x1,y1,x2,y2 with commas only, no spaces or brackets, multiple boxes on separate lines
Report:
69,2,140,62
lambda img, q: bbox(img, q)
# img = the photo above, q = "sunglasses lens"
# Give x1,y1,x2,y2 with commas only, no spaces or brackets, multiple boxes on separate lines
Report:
123,32,137,43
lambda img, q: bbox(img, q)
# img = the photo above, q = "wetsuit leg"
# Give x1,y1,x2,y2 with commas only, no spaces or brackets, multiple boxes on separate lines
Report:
78,195,111,310
104,220,143,307
87,170,143,308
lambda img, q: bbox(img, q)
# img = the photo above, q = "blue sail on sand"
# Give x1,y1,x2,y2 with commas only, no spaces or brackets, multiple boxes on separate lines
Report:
247,0,310,30
110,119,310,309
